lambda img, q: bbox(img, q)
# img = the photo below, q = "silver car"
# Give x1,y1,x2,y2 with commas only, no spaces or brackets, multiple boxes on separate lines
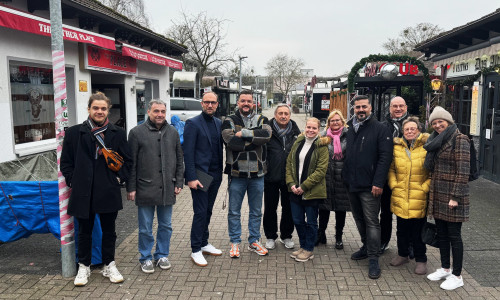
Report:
170,97,202,121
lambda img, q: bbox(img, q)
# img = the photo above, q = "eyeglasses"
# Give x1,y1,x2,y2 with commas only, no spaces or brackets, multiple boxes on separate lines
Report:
330,119,342,123
391,104,406,109
202,101,218,106
403,127,419,132
354,105,369,109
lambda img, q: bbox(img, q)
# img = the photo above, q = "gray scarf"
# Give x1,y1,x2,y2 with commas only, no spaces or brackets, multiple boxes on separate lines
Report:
423,124,458,172
272,119,292,138
352,113,372,133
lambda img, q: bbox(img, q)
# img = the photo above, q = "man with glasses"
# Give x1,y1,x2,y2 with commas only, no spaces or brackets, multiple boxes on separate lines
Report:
222,90,272,258
380,96,409,253
184,92,224,267
343,95,393,279
263,103,301,250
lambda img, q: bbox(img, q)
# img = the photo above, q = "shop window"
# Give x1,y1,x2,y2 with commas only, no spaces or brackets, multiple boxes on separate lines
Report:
9,62,55,145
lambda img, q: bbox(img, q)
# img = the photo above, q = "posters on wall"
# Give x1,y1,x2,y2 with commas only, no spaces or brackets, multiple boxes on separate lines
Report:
10,65,55,144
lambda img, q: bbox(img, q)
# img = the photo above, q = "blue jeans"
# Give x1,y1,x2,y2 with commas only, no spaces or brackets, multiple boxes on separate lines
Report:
228,176,264,244
348,191,381,259
290,200,318,251
138,205,173,263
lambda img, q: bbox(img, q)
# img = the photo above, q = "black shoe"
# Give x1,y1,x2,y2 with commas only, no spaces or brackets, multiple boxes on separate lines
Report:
368,259,381,279
351,246,368,260
315,230,326,246
335,235,343,250
379,241,389,254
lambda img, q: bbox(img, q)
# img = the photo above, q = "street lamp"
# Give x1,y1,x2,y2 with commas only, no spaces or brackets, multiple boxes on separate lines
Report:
239,56,247,93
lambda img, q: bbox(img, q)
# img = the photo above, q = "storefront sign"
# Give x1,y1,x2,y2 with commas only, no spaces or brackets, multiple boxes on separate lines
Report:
447,60,477,78
85,45,137,75
321,95,330,111
0,5,116,50
121,44,183,70
363,62,420,77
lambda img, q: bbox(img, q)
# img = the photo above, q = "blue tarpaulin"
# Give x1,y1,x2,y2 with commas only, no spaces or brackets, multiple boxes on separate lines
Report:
0,181,103,264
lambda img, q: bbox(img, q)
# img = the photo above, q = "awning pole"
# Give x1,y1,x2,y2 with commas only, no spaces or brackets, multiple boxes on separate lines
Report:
49,0,76,278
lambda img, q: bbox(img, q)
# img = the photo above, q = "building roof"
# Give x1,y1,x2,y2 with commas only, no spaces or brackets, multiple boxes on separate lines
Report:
25,0,187,56
414,8,500,57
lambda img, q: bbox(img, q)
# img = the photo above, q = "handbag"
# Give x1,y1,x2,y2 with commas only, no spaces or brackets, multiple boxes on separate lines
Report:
421,221,439,248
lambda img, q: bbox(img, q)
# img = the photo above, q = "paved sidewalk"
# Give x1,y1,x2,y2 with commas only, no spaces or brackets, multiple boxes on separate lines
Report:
0,109,499,299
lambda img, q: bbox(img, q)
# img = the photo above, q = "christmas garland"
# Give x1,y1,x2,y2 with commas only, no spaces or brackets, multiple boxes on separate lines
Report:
347,54,431,92
444,64,500,86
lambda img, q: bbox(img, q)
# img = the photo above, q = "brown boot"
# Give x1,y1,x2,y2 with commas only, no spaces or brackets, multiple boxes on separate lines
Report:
295,250,314,262
415,262,427,275
290,248,303,259
390,255,409,266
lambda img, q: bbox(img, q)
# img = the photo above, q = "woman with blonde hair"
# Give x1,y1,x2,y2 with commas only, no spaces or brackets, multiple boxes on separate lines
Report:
316,110,351,249
286,117,330,262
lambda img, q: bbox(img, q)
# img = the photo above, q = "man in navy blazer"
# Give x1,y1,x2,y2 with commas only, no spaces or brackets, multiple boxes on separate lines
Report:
183,92,224,267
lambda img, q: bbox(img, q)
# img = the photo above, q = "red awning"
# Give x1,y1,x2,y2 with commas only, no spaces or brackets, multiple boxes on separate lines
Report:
121,43,183,70
0,5,116,50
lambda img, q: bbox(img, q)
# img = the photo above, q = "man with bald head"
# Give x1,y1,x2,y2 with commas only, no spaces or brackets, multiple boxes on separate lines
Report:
380,96,408,253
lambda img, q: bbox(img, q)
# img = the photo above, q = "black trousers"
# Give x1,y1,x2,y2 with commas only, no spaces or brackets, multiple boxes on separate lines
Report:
263,181,294,240
380,186,392,244
318,209,347,237
435,219,463,276
396,216,427,262
190,177,222,252
77,211,118,266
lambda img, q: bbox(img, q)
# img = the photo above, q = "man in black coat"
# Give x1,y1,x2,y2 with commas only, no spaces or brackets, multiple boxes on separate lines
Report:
342,95,393,279
380,96,408,253
263,104,301,250
61,92,131,287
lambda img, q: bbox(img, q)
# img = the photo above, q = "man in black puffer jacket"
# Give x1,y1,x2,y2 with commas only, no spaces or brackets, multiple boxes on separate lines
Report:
343,95,393,279
263,104,301,250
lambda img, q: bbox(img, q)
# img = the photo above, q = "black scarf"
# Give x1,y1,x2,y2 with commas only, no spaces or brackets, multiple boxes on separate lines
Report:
272,119,292,138
423,124,458,171
387,112,408,138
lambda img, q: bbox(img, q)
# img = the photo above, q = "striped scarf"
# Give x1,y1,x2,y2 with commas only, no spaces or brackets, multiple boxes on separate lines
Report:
87,117,109,159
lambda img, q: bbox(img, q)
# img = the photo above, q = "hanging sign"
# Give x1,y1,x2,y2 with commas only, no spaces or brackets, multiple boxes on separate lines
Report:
85,45,137,75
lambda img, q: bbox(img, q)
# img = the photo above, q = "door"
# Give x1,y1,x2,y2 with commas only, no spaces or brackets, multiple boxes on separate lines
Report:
92,84,126,128
480,74,500,182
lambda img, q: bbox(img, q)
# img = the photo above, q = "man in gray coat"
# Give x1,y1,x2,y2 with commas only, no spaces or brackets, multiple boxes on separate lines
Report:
126,99,184,273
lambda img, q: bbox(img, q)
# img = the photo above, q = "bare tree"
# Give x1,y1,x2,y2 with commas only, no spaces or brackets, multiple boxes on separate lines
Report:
166,11,233,79
383,23,443,57
265,54,305,99
98,0,150,27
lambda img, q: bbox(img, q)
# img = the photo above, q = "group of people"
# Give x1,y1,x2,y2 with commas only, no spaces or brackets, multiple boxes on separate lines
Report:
61,91,470,292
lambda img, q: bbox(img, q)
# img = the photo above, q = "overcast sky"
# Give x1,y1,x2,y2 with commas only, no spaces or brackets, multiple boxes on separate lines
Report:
147,1,496,77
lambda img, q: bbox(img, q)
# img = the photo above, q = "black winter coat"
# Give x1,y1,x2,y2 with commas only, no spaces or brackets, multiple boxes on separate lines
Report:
382,113,408,138
319,128,351,212
343,117,393,192
61,122,132,219
265,119,301,184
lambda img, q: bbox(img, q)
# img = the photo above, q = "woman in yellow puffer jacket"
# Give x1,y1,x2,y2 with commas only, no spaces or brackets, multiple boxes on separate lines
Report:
388,116,430,275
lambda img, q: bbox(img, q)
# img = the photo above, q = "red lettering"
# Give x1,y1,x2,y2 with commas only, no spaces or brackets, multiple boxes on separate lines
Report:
409,64,418,75
399,63,409,75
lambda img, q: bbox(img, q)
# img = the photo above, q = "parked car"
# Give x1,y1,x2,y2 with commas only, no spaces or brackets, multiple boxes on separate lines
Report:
170,97,202,121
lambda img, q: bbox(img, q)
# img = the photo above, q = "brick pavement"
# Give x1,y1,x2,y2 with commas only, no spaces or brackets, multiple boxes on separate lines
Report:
1,109,499,299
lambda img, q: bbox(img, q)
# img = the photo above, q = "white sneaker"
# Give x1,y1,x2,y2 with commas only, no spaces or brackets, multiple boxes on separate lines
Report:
102,261,124,283
201,243,222,256
191,251,208,267
74,263,90,286
440,275,464,290
427,268,453,281
265,239,276,250
280,238,295,249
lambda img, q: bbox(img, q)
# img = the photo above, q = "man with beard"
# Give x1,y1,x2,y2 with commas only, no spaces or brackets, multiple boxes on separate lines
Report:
263,103,301,250
342,95,393,279
380,96,408,253
61,92,131,286
184,92,224,267
127,99,184,273
222,90,272,258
